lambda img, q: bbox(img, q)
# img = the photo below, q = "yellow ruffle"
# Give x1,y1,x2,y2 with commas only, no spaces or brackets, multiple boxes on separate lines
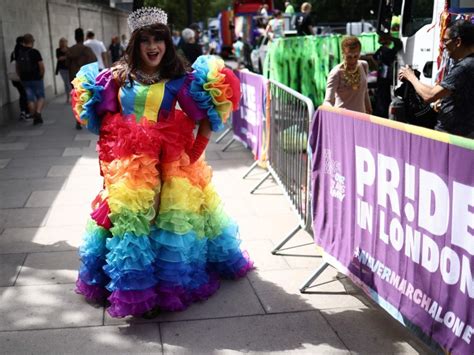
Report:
108,181,156,214
159,178,204,214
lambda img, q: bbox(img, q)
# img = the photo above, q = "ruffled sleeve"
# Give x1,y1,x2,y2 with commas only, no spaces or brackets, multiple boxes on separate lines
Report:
71,63,119,134
182,55,241,132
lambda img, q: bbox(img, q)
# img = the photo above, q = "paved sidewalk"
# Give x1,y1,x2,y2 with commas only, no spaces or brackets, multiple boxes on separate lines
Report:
0,96,435,354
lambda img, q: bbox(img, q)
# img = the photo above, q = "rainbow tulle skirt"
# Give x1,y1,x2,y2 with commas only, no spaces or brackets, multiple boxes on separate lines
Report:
75,111,253,317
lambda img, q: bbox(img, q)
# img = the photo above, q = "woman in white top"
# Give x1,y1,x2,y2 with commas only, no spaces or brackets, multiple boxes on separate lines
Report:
324,36,372,114
266,10,285,40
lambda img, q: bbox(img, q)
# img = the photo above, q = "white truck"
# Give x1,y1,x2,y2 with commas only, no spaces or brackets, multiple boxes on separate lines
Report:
377,0,474,87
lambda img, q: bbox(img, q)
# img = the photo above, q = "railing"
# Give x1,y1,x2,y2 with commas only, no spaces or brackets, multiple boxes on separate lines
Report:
251,79,314,253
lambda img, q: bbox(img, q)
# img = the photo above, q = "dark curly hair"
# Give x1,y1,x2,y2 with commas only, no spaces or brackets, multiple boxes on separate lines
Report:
114,23,187,86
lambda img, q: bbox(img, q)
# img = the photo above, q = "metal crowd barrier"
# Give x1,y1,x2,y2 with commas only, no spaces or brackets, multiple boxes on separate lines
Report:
250,79,314,253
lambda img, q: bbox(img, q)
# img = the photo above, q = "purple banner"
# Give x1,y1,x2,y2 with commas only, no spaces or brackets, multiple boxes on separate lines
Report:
232,71,266,160
309,107,474,354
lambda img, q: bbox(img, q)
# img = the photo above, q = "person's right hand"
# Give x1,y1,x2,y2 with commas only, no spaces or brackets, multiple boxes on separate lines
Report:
398,66,416,83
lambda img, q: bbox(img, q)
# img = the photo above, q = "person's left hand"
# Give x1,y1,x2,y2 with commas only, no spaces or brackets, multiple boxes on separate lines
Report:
398,66,416,83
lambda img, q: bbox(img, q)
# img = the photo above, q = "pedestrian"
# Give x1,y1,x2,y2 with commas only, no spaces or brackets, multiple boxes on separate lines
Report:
399,20,474,137
179,28,202,66
56,37,71,103
8,36,29,120
324,36,372,114
232,36,244,68
295,2,314,36
109,36,122,64
66,28,97,129
172,30,181,47
84,30,108,70
284,1,295,15
16,33,46,125
120,34,128,53
70,6,252,318
259,4,270,26
373,33,402,118
266,9,285,40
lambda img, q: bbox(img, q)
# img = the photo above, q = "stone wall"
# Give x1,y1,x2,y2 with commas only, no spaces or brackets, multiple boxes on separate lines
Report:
0,0,129,125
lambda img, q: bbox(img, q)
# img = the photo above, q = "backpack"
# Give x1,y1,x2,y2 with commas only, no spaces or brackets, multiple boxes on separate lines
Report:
394,75,437,129
16,48,36,80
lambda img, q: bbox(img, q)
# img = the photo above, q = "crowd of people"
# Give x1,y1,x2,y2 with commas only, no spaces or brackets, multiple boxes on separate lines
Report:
7,5,474,139
8,29,129,127
322,19,474,138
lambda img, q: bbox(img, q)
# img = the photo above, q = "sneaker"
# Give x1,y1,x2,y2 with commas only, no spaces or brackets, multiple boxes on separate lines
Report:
75,122,82,130
33,113,43,125
19,112,26,121
25,113,33,120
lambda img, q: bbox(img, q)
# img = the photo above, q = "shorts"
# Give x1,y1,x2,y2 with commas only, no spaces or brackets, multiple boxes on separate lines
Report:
22,80,45,102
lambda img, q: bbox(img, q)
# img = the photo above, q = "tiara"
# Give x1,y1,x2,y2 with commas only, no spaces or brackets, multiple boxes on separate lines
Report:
128,7,168,32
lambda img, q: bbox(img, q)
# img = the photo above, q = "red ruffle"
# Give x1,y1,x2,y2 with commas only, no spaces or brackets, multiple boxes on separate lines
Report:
221,67,241,111
97,111,196,164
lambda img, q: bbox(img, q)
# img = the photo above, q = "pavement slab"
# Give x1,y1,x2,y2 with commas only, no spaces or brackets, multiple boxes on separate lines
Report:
7,130,45,137
104,278,265,326
0,225,82,253
0,189,31,208
0,207,49,229
320,307,436,354
15,251,79,286
248,268,369,313
0,158,10,168
0,253,26,286
0,283,103,331
0,166,50,180
0,142,29,151
0,324,162,354
160,311,350,354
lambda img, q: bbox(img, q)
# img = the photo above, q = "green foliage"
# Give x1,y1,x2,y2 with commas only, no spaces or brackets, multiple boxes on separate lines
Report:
143,0,232,29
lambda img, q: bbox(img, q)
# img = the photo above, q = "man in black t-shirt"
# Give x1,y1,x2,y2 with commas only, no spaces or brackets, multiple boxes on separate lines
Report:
17,33,45,125
399,20,474,137
295,2,313,36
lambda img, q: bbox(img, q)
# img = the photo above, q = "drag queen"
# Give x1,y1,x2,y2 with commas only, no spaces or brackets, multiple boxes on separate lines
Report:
71,7,253,318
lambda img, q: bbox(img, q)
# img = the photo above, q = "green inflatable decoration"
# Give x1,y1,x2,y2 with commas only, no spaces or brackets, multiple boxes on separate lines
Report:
264,32,379,106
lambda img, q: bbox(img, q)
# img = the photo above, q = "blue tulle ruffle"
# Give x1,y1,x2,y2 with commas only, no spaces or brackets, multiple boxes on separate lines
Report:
74,62,104,134
189,55,225,132
78,221,110,286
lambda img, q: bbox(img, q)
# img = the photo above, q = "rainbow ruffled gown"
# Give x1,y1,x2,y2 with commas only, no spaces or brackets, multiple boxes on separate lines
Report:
71,57,253,317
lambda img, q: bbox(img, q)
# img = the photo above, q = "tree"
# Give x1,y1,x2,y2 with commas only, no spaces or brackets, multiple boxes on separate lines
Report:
144,0,232,29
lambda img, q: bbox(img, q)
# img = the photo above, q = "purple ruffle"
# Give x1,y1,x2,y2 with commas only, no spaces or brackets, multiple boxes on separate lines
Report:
75,278,109,302
107,287,159,317
234,251,254,278
105,275,221,317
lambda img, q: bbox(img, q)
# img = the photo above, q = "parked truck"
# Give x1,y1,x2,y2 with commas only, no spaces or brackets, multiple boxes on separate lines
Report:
377,0,474,86
376,0,474,120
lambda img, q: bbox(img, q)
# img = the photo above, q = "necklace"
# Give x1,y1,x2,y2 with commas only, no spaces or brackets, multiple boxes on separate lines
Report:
134,69,162,84
342,63,360,90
